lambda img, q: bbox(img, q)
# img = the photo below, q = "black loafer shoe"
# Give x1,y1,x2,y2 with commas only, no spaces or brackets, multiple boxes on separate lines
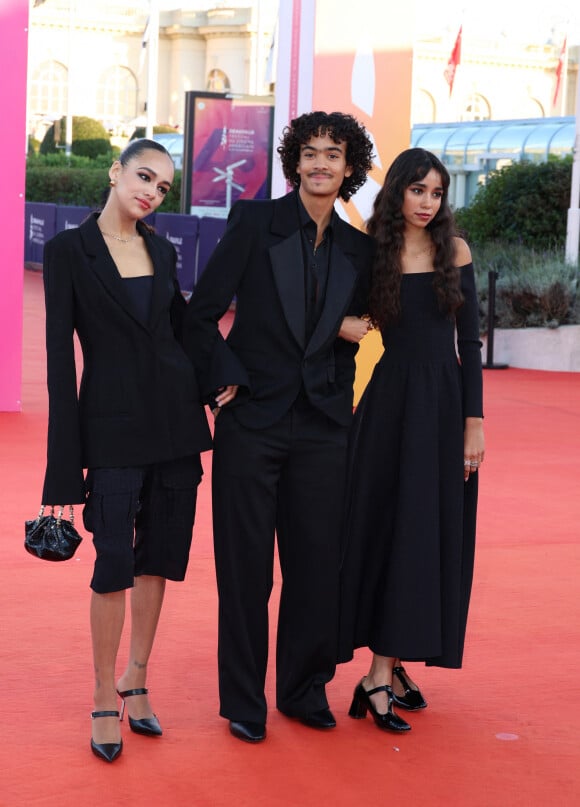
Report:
229,720,266,743
299,708,336,729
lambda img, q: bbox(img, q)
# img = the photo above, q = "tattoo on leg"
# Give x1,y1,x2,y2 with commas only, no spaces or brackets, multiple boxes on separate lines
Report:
133,660,146,670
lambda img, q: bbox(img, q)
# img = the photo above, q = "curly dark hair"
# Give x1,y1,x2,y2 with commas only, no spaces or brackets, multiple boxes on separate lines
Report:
277,111,374,201
367,148,463,328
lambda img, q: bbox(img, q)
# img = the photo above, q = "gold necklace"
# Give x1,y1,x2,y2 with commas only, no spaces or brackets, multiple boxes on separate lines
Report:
407,242,433,259
100,230,140,244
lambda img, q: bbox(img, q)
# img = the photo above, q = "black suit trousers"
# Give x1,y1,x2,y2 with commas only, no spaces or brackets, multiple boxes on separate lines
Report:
212,400,348,723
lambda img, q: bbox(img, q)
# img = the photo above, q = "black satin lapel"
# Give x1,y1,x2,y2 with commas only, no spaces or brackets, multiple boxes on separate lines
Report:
270,233,306,349
306,246,357,356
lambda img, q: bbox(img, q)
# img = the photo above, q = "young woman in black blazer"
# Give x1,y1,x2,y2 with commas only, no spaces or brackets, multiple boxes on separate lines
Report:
41,139,212,762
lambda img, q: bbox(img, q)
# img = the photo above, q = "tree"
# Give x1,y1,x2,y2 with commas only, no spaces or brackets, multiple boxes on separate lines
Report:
455,157,572,249
40,116,111,159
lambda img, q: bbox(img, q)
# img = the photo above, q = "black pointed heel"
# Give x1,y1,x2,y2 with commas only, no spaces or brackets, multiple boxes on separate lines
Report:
392,665,427,711
348,681,411,732
90,710,123,762
117,688,163,737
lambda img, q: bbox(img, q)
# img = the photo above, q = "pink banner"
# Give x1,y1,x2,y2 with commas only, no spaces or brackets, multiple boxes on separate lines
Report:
0,0,28,411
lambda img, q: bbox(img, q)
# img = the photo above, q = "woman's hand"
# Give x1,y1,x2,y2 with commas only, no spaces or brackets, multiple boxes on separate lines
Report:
463,417,485,481
338,316,372,343
212,385,239,418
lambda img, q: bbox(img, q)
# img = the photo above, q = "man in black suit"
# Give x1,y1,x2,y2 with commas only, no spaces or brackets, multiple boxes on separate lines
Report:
186,111,374,742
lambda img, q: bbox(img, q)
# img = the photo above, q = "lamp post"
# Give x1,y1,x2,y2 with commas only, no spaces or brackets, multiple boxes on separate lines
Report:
145,0,160,139
65,0,76,157
483,270,508,370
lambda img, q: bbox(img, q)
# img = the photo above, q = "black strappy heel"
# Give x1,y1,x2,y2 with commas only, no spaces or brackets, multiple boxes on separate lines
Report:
90,710,123,762
117,688,163,737
392,665,427,711
348,680,411,732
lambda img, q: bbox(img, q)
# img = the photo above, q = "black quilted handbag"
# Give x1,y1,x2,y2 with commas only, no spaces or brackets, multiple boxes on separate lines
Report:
24,505,82,562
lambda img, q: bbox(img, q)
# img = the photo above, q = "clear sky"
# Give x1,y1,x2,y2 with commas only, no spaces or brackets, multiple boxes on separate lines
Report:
116,1,580,47
414,0,579,45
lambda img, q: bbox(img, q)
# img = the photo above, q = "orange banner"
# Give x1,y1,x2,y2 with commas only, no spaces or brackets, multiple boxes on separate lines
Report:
311,0,414,401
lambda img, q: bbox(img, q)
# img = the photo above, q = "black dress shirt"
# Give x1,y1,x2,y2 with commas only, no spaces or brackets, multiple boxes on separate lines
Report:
297,196,333,342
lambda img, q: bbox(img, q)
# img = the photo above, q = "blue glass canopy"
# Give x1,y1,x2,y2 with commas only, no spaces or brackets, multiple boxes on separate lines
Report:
411,117,574,165
410,117,575,206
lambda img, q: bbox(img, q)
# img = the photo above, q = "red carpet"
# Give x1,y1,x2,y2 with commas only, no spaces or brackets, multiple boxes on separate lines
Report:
1,270,579,806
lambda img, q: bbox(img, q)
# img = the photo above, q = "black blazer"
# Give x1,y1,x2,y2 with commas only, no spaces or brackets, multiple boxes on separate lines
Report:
185,191,374,428
42,214,212,505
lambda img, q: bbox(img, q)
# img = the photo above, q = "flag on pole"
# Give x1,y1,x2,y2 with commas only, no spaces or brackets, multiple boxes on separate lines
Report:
444,26,462,97
552,36,567,107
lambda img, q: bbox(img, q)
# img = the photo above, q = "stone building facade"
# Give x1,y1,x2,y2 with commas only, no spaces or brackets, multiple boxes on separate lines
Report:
27,2,577,143
27,2,274,142
413,34,578,124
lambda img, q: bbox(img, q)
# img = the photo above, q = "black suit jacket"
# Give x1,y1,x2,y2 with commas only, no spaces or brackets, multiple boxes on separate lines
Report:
185,191,374,428
42,213,212,505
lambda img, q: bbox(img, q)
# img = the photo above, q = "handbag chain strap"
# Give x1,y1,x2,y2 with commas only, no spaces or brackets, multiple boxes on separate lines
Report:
37,504,75,525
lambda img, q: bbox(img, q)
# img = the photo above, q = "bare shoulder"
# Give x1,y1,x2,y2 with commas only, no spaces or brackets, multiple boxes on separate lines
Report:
453,236,472,267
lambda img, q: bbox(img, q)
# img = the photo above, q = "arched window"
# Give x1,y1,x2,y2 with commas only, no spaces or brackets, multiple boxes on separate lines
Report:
526,98,545,118
97,66,137,129
461,94,491,122
207,69,231,92
29,60,68,119
412,89,436,124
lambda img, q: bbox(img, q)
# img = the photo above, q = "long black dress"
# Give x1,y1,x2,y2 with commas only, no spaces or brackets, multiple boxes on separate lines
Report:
338,264,483,669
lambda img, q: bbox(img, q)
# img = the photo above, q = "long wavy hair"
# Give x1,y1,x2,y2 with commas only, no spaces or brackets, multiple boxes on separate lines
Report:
277,111,374,201
367,148,463,328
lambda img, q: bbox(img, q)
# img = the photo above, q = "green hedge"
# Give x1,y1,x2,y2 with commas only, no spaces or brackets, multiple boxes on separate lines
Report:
455,157,572,250
26,166,109,207
26,164,182,213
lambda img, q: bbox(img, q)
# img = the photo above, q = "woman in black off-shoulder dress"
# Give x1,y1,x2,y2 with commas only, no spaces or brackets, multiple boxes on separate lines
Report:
338,148,485,733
